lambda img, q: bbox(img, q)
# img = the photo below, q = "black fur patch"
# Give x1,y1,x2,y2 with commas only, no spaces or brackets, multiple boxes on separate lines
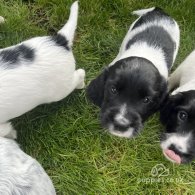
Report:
126,26,175,68
132,7,173,30
0,44,35,67
52,34,70,50
87,69,108,107
18,45,35,60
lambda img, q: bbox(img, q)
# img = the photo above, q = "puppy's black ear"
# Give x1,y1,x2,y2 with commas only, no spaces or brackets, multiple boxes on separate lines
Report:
158,79,168,106
160,93,183,124
87,69,108,107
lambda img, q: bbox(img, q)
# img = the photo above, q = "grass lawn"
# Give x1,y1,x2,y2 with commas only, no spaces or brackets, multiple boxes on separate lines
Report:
1,0,195,194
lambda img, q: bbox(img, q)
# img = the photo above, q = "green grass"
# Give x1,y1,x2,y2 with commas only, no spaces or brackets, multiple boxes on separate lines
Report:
1,0,195,194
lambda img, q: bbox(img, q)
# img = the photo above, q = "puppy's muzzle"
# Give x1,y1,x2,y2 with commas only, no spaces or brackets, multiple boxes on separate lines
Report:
101,106,142,137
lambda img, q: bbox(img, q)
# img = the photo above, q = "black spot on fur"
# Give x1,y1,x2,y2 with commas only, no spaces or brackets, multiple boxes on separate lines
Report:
126,26,175,68
52,34,70,50
0,44,35,67
18,45,35,60
1,49,19,64
132,7,173,30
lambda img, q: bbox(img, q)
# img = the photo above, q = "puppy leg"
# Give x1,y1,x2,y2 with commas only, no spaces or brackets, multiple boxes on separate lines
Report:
0,16,5,24
75,69,86,89
0,122,17,139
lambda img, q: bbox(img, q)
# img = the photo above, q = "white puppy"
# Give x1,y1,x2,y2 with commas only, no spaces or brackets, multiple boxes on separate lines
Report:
0,1,85,138
0,137,55,194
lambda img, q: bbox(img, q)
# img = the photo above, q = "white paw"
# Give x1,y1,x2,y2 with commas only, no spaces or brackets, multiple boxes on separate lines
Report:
76,69,86,89
5,129,17,139
0,16,5,24
0,122,17,139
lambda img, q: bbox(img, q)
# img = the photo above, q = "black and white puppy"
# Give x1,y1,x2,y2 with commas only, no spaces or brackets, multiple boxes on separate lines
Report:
160,50,195,164
87,7,180,138
0,137,56,194
0,1,85,138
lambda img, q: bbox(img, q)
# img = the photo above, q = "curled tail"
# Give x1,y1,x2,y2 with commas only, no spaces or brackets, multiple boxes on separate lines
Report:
132,7,155,16
57,1,78,48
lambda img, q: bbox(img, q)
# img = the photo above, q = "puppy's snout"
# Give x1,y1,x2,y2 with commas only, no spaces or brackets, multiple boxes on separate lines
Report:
114,113,130,127
101,104,143,138
113,106,141,130
168,144,182,154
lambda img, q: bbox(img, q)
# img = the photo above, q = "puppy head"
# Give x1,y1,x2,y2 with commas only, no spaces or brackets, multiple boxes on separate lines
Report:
160,90,195,164
87,57,167,138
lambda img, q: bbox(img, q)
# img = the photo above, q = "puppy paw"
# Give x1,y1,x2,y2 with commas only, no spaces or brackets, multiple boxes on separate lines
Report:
5,129,17,139
0,16,5,24
76,69,86,89
0,122,17,139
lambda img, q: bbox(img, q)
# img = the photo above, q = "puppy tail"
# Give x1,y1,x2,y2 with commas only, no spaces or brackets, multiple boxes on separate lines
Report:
132,7,155,16
57,1,78,47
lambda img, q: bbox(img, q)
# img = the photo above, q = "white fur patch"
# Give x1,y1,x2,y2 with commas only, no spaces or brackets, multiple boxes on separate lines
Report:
119,42,168,78
114,104,130,126
172,80,195,95
108,124,134,138
170,50,195,94
161,133,191,153
0,123,17,139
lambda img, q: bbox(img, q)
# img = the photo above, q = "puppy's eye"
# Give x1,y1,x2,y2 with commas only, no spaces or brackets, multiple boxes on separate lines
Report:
143,97,151,104
111,86,117,94
178,111,188,121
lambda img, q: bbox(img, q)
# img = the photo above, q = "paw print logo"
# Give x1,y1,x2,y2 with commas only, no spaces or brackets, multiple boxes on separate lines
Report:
151,164,169,177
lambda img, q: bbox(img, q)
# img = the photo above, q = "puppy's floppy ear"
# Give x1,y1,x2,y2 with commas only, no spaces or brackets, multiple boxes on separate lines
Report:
160,93,183,124
158,79,168,106
87,68,108,107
